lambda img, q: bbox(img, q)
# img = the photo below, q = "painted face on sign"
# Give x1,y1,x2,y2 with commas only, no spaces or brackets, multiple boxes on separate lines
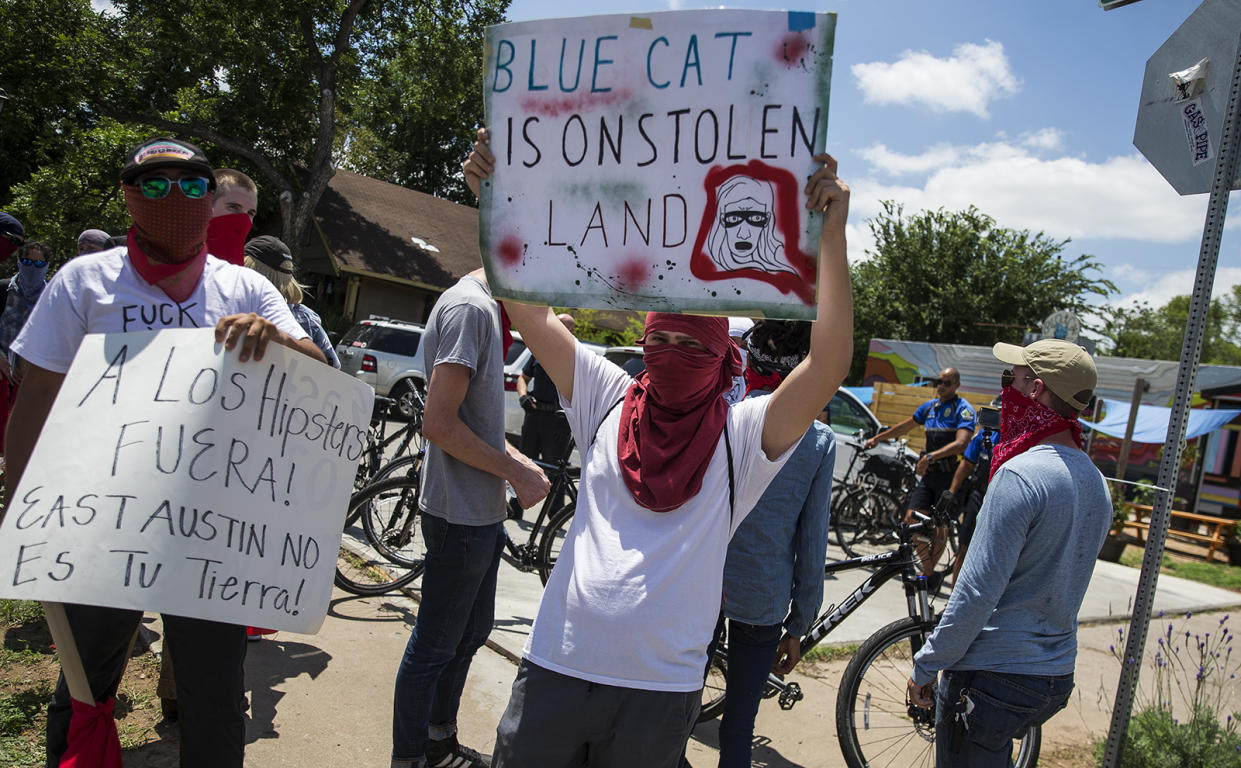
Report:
705,176,795,275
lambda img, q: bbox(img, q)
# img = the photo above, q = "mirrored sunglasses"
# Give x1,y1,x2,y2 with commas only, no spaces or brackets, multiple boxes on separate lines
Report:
18,257,48,268
138,176,211,200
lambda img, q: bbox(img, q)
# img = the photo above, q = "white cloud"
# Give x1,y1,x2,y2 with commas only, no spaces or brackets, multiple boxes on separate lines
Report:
1113,266,1241,308
850,141,1211,244
851,41,1020,119
1020,127,1065,152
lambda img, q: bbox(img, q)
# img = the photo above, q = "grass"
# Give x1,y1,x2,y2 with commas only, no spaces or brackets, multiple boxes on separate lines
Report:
1119,549,1241,592
802,642,860,664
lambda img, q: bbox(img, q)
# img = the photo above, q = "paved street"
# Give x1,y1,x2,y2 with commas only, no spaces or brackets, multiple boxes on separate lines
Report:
190,532,1241,767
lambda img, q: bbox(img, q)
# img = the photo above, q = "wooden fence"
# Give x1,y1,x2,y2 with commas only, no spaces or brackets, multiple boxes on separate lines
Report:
868,383,995,454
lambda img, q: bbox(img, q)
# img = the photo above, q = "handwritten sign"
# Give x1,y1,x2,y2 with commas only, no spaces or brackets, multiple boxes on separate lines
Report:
480,9,835,320
0,329,374,634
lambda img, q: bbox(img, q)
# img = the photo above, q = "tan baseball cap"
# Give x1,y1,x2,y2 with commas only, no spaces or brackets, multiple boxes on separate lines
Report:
993,339,1096,411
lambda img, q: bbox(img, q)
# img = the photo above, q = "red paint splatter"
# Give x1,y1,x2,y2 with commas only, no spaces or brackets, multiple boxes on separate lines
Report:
776,34,808,68
617,258,650,292
496,235,523,267
520,88,632,118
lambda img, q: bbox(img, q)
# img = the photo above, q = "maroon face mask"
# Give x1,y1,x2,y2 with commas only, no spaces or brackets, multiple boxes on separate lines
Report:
205,212,253,266
123,185,213,302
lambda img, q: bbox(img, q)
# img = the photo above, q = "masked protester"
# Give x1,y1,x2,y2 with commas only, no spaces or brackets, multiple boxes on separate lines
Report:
4,135,326,768
0,241,49,464
461,128,854,768
907,339,1111,768
206,168,258,266
0,212,25,262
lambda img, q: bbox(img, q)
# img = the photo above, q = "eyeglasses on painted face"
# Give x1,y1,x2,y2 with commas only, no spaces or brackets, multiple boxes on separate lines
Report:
137,176,211,200
19,257,48,268
721,210,770,229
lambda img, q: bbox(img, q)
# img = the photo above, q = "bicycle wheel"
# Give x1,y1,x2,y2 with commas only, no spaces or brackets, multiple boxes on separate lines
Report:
361,473,425,568
336,477,423,596
835,617,1040,768
535,503,575,585
371,453,423,485
697,649,728,723
836,491,902,559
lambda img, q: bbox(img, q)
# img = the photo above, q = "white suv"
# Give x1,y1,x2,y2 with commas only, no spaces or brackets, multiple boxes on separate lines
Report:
336,318,426,419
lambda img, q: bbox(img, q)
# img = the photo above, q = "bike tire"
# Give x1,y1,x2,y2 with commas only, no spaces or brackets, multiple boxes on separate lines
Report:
835,616,1040,768
371,453,423,485
836,490,903,559
535,503,576,585
361,473,425,568
336,477,423,596
697,649,728,723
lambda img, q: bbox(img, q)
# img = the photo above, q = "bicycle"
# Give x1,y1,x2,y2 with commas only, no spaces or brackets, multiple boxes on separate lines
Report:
831,440,918,559
335,474,425,595
696,505,1041,768
499,444,580,584
353,390,426,491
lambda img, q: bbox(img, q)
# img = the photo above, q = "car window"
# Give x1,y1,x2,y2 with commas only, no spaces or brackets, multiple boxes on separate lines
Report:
505,340,528,366
827,395,875,437
340,323,375,347
605,351,645,377
368,327,422,357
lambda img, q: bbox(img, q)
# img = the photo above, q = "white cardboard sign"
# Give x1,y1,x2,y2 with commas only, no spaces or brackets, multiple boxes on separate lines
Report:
0,328,374,634
479,9,836,319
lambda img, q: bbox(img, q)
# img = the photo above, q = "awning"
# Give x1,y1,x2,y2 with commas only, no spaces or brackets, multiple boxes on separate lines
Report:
1080,398,1241,443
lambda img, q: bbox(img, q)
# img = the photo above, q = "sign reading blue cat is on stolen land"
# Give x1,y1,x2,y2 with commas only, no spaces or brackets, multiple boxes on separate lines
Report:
479,9,835,320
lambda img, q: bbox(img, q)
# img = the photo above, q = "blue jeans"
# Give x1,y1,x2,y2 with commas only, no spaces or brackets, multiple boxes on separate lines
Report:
392,514,504,764
717,620,783,768
935,669,1074,768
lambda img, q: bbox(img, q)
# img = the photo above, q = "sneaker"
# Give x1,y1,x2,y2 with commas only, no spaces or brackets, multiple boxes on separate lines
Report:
425,735,491,768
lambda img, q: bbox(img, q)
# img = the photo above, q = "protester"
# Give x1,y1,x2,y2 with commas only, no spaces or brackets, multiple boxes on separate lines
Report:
864,366,975,581
722,316,753,405
463,127,854,767
244,235,340,368
516,312,575,467
907,340,1111,768
76,228,111,254
0,241,50,465
0,212,23,262
390,268,549,768
206,168,259,265
945,402,999,582
713,319,835,768
4,135,324,768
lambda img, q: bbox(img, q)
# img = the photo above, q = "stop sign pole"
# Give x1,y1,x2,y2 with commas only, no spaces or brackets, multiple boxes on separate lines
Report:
1100,32,1241,768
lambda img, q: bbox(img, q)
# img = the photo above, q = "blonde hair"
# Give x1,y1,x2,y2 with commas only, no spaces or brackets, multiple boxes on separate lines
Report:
215,168,257,195
244,255,304,305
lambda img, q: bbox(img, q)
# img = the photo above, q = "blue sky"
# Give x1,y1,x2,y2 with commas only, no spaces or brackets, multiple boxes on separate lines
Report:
502,0,1235,323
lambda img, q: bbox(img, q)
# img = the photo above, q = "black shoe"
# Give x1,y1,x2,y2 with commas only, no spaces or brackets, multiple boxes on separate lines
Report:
425,735,491,768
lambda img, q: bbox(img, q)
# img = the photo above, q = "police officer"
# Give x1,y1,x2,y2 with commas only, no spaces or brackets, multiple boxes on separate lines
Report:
944,403,999,582
864,367,975,579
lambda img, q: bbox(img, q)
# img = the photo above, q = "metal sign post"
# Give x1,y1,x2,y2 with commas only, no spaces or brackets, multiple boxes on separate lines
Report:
1100,30,1241,768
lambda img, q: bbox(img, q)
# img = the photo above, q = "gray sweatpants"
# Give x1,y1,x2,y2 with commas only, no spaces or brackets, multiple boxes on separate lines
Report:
493,660,700,768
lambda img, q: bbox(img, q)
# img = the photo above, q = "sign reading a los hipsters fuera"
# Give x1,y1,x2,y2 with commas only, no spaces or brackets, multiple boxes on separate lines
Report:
479,10,835,320
0,329,373,634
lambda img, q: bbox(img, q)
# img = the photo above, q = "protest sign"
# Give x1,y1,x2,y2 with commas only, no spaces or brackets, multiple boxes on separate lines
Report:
480,9,835,320
0,328,373,634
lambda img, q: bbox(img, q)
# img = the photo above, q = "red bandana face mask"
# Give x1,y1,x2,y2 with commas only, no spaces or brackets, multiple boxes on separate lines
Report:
124,184,213,302
990,385,1083,480
205,212,253,266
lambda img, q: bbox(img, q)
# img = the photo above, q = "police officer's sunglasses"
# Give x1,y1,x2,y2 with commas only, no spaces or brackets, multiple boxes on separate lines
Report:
137,176,211,200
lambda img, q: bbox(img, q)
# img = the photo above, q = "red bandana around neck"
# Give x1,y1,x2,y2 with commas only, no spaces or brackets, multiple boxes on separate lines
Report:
744,367,783,395
617,312,742,512
990,386,1083,480
126,228,207,303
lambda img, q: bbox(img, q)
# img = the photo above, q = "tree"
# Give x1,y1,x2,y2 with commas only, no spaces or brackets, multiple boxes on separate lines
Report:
1099,285,1241,365
850,201,1116,382
0,0,506,265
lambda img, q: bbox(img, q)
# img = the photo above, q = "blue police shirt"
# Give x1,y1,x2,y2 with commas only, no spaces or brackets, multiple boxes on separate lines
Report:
963,427,996,465
913,395,977,468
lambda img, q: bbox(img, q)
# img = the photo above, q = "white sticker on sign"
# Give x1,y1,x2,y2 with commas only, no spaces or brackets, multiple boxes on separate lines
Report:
1182,98,1213,168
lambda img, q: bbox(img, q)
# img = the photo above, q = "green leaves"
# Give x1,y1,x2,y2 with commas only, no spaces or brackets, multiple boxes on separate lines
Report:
850,201,1116,381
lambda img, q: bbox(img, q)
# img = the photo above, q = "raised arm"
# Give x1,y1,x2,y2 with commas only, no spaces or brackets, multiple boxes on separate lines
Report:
761,155,853,459
464,128,579,403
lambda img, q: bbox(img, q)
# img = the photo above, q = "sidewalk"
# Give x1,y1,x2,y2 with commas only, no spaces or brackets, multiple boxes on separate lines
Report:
133,555,1241,766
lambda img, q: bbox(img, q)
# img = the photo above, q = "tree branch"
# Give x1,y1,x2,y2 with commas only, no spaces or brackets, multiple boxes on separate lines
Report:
96,106,295,195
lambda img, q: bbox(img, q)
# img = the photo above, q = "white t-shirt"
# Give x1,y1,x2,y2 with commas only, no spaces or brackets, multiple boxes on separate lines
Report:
12,246,307,373
524,343,794,692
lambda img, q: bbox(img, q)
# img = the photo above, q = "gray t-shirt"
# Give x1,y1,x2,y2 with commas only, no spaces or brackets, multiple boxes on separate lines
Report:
417,275,506,525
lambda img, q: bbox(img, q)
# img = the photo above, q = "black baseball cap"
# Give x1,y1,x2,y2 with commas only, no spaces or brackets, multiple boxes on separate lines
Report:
120,136,216,188
244,235,294,274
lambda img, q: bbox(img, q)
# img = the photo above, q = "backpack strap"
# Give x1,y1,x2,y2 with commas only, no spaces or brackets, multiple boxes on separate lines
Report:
724,419,735,526
590,397,625,448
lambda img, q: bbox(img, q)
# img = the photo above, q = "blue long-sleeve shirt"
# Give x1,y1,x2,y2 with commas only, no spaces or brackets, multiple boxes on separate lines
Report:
912,444,1112,685
722,417,835,636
